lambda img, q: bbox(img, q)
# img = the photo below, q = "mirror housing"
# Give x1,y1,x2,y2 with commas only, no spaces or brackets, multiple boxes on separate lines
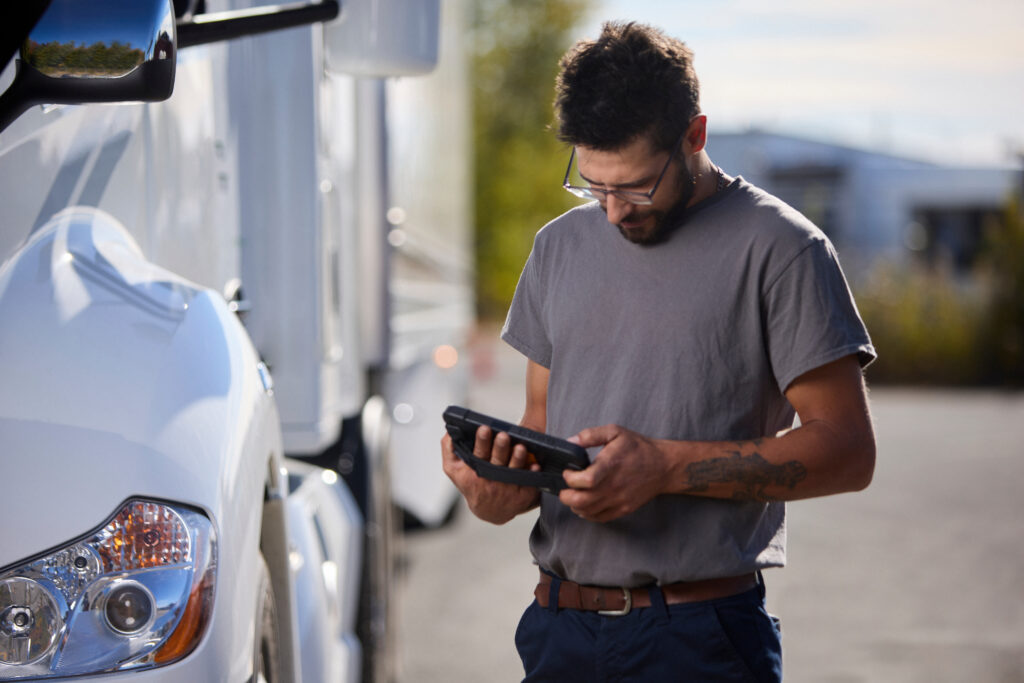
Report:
324,0,440,77
0,0,176,132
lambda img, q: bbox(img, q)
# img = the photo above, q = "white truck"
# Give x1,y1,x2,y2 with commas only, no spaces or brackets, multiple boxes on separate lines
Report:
0,0,471,681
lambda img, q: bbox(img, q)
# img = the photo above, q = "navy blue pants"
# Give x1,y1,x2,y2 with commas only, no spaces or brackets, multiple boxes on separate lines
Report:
515,577,782,682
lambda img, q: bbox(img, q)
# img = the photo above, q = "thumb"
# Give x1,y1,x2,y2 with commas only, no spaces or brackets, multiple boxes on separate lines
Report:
569,424,620,449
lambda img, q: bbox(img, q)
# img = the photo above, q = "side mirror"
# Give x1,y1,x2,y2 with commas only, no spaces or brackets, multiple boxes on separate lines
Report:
324,0,440,77
0,0,176,132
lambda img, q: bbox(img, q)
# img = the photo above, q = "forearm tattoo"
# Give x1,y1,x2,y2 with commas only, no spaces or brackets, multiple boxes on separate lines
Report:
683,446,807,501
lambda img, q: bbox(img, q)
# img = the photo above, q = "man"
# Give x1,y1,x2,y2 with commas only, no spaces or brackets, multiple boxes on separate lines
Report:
442,20,876,682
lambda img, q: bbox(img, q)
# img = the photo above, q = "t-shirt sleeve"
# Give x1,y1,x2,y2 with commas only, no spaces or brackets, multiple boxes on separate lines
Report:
763,237,876,392
500,240,553,368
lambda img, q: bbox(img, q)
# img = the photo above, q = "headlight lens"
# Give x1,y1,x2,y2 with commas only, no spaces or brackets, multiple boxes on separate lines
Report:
0,580,61,665
0,500,216,679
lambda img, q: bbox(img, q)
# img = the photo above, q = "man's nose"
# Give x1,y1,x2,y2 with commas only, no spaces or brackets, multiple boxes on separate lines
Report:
604,194,634,224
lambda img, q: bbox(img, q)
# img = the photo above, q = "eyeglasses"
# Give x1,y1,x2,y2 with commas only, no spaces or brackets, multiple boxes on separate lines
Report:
562,133,683,206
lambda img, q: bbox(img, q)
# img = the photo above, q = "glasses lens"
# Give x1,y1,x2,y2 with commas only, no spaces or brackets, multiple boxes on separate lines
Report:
563,185,655,206
564,186,594,200
611,190,653,206
563,150,657,206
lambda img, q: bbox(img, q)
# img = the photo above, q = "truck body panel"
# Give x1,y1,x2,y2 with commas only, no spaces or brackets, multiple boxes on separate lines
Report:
0,0,467,679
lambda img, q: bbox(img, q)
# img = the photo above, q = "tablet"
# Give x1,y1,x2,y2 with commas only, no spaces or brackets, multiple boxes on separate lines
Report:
443,405,589,491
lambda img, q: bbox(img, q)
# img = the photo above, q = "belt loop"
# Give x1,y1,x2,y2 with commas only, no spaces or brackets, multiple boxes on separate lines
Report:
547,576,562,614
648,585,670,623
756,570,766,600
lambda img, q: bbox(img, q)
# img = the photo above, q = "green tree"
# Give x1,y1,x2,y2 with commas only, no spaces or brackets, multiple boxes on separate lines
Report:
981,194,1024,384
470,0,592,319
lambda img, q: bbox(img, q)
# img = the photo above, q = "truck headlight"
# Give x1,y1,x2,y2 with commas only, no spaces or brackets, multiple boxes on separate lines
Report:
0,500,216,678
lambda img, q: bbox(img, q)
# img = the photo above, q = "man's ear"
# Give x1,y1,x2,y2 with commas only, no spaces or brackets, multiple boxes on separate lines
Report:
684,115,708,154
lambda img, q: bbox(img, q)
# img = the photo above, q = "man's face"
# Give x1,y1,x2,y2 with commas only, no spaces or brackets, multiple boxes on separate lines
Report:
575,136,694,245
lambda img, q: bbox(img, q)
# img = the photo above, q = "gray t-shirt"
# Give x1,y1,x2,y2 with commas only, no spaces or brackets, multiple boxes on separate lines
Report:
501,178,875,587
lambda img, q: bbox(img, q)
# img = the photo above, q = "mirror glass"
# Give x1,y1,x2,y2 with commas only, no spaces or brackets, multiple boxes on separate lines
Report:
25,0,175,79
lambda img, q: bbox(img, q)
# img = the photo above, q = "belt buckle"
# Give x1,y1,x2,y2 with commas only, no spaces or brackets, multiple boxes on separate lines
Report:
597,587,632,617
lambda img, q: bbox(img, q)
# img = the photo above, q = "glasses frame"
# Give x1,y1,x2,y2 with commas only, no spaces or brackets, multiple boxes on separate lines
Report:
562,132,685,206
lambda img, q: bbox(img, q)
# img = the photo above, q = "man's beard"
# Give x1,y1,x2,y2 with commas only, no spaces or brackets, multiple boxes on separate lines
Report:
614,166,696,246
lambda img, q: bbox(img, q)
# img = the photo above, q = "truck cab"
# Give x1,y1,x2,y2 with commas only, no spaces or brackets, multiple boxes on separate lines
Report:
0,1,470,681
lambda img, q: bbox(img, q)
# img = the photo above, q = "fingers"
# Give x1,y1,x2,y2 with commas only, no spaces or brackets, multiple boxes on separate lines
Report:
562,466,591,489
472,424,494,460
474,425,510,466
441,432,460,470
559,487,629,524
562,454,607,490
473,425,533,468
508,442,532,469
442,429,542,524
441,432,453,458
490,431,513,466
570,424,620,449
559,465,603,519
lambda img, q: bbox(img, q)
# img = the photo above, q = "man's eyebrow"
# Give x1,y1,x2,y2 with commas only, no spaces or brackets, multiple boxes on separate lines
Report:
577,170,656,189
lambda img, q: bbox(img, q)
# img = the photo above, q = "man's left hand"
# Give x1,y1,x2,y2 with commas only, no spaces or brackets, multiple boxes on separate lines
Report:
560,424,671,523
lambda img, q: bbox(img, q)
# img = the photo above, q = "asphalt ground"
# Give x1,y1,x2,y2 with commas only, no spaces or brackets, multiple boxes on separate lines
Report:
397,334,1024,682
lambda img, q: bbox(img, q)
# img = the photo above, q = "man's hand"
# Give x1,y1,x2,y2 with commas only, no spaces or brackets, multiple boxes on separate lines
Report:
441,425,541,525
559,356,875,519
560,425,672,523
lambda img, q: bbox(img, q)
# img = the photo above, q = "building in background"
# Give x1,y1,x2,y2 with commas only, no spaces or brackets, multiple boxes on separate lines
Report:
709,130,1022,282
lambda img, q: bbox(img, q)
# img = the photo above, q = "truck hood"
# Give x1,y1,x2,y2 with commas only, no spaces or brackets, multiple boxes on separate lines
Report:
0,208,275,567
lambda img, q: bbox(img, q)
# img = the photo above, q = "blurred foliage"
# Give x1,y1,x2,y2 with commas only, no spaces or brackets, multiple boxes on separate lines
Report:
26,40,144,75
856,194,1024,386
855,265,992,386
981,196,1024,384
470,0,592,319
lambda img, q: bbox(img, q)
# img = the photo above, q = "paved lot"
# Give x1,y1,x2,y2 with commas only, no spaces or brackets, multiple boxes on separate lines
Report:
397,335,1024,682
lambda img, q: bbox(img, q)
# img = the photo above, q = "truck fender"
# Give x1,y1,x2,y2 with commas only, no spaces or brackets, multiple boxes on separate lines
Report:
0,207,285,681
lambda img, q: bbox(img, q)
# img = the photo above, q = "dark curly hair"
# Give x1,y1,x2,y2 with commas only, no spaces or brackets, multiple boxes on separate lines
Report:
554,21,700,153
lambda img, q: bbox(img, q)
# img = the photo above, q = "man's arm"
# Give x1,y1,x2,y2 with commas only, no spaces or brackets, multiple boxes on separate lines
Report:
560,355,875,522
441,359,549,524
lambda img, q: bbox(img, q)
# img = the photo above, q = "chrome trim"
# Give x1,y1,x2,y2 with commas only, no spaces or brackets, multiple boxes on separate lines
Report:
256,362,274,395
0,0,177,132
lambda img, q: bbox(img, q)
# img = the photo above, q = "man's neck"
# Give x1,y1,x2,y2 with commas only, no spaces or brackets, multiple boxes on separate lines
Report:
686,152,721,208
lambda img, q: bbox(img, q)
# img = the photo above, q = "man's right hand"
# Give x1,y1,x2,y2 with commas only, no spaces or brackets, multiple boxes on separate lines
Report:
441,424,541,525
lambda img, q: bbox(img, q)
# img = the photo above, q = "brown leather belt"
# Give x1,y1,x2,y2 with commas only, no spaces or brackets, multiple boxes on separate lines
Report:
534,571,757,616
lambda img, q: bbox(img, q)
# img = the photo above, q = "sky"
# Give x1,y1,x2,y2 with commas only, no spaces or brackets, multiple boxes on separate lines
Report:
28,0,168,53
584,0,1024,168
